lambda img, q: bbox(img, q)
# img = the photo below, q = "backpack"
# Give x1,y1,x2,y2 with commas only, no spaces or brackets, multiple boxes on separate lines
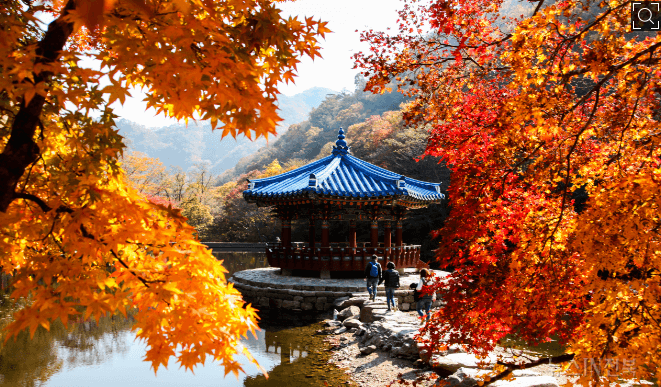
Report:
369,261,379,277
420,279,433,296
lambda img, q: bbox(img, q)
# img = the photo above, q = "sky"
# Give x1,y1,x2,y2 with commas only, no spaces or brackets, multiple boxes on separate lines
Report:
112,0,404,127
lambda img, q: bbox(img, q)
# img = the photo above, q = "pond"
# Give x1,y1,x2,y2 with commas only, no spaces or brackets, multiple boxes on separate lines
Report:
0,252,353,387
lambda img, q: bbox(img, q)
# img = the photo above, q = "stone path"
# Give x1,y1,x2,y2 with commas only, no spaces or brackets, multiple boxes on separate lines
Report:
230,267,447,313
328,295,567,387
231,267,426,291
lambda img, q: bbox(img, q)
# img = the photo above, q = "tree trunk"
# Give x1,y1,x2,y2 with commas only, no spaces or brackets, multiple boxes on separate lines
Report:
0,0,76,212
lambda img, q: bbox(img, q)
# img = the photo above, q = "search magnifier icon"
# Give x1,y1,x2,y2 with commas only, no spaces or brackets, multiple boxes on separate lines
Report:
638,7,655,23
632,2,661,30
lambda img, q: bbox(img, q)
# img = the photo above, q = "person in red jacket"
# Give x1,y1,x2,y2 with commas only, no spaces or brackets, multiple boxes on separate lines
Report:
416,269,436,323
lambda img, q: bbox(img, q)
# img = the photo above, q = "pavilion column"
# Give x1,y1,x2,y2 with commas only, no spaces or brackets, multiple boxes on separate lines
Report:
308,216,316,248
395,219,403,247
321,219,330,248
370,219,379,249
383,220,391,259
281,219,291,247
349,220,357,248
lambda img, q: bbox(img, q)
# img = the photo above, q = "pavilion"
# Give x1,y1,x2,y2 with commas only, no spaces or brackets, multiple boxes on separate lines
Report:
243,128,444,278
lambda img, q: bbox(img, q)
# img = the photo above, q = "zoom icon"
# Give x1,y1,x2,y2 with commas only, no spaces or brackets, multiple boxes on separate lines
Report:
632,2,661,31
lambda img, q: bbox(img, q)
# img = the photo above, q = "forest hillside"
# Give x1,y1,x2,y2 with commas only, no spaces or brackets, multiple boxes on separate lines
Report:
123,86,451,262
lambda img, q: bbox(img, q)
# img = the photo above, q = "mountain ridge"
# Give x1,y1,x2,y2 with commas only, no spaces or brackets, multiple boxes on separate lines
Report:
116,86,337,173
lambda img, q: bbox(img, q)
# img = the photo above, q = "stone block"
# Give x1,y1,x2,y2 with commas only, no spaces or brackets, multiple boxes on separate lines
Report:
304,296,317,304
293,296,304,302
404,296,415,303
300,302,314,311
316,297,327,304
360,305,389,323
315,302,325,311
258,297,269,307
316,291,336,297
269,298,282,308
337,305,361,321
282,300,299,309
300,290,316,297
400,303,410,311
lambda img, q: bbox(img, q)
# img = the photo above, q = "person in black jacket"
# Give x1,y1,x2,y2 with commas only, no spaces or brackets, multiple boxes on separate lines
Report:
382,262,400,311
364,255,382,301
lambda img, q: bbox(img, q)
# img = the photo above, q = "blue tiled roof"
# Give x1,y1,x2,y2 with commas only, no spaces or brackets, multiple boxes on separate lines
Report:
243,128,444,203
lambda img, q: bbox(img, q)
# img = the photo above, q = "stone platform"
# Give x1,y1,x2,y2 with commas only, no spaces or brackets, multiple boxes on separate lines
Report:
229,267,447,313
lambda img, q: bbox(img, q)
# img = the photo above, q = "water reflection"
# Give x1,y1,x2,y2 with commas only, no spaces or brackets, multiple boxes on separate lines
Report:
212,252,269,277
0,253,351,387
0,299,133,387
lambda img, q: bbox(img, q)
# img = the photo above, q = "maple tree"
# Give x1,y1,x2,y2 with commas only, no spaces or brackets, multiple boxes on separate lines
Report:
0,0,328,375
356,0,660,384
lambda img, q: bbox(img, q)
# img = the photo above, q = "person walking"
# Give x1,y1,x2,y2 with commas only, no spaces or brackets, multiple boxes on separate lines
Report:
416,268,436,323
364,255,382,301
382,262,400,311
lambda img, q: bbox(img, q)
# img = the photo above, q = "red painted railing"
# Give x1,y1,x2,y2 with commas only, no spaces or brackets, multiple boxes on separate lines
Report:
265,242,427,271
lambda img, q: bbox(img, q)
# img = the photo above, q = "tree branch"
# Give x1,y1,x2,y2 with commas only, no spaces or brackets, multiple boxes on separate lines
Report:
0,0,76,212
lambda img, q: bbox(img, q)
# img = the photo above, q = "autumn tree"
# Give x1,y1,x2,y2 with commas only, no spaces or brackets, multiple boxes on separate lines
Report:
121,151,170,196
356,0,660,383
0,0,328,376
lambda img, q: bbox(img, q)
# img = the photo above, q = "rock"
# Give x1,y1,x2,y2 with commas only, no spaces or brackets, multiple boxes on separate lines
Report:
357,327,367,336
392,342,418,359
324,319,341,327
442,367,493,387
335,296,369,310
343,318,362,328
334,327,348,335
400,302,410,311
333,309,339,320
348,327,359,333
333,297,350,308
338,305,360,321
511,370,543,377
490,376,560,387
301,302,314,311
432,353,496,373
360,345,377,355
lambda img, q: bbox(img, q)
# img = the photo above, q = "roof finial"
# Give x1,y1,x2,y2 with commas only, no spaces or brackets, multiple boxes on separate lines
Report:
332,127,350,155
